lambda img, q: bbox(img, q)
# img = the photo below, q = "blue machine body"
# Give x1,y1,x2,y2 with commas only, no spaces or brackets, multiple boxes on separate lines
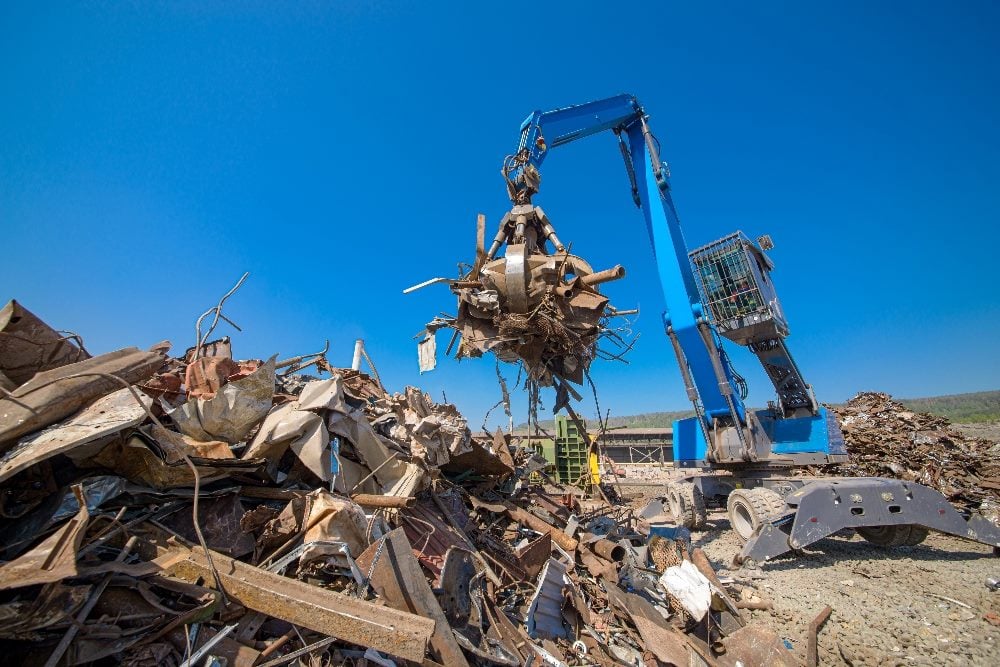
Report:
511,94,839,469
673,407,847,467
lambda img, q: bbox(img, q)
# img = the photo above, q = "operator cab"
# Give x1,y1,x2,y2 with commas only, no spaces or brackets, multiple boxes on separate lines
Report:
689,231,818,419
689,232,787,346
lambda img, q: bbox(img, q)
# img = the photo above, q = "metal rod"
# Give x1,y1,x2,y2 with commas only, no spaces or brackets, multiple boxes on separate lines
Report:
256,636,337,667
402,276,452,294
806,605,833,667
181,623,238,667
351,339,364,371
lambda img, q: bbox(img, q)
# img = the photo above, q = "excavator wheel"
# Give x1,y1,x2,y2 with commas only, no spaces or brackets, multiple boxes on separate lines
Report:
727,487,787,542
666,482,708,530
857,524,928,547
903,526,930,546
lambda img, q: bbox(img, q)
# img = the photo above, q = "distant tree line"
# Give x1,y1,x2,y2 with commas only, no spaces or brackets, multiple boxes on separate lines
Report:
517,390,1000,429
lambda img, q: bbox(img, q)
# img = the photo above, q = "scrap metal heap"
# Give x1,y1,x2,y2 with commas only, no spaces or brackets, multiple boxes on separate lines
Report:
826,391,1000,520
421,207,630,386
0,298,801,667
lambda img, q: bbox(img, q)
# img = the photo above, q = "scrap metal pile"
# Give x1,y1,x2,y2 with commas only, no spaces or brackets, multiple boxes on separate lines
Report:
0,298,796,667
829,392,1000,516
418,208,632,387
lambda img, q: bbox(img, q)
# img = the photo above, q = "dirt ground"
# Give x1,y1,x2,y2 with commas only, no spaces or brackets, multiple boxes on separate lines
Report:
698,513,1000,666
614,460,1000,666
952,421,1000,445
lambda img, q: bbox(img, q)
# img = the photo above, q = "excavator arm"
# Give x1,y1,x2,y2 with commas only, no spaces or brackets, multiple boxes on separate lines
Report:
500,94,751,460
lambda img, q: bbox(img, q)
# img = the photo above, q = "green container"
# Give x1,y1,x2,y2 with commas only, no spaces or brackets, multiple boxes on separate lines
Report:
554,415,588,485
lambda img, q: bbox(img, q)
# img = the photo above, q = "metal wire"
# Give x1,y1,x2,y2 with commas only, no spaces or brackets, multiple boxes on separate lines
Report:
193,272,249,360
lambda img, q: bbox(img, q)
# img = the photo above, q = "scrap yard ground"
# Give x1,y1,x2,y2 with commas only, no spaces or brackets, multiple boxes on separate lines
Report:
615,477,1000,666
610,405,1000,667
702,518,999,666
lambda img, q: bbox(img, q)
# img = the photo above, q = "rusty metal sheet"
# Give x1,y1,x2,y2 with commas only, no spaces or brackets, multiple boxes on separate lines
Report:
442,436,514,477
0,300,90,387
400,499,467,578
300,490,369,561
718,624,799,667
0,387,152,484
515,532,552,579
0,487,89,589
184,355,240,400
0,583,91,640
90,429,263,489
159,493,255,558
0,348,164,449
325,390,427,497
169,356,276,444
164,547,435,662
244,401,330,482
355,528,470,667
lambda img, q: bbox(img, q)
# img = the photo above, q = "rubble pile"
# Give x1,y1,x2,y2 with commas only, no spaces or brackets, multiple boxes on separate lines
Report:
0,298,794,667
831,392,1000,513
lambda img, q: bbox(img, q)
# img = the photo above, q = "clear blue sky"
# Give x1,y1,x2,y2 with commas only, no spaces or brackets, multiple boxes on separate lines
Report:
2,2,998,428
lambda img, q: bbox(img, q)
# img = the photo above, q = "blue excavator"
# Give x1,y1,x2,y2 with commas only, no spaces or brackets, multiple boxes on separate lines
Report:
487,93,1000,565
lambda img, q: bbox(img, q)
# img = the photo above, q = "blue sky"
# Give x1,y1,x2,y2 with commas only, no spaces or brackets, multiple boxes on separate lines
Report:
2,2,998,428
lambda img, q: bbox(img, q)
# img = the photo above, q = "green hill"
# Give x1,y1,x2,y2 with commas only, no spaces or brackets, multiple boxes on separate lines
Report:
517,389,1000,430
896,390,1000,423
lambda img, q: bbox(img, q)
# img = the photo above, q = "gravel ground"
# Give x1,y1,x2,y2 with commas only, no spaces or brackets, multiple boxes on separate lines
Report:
693,511,1000,666
952,421,1000,445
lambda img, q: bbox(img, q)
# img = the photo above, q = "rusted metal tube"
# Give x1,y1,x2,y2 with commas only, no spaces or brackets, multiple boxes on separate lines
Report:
258,628,296,660
735,600,773,610
595,540,625,562
351,494,415,509
580,265,626,287
807,605,833,667
583,534,626,562
504,503,578,552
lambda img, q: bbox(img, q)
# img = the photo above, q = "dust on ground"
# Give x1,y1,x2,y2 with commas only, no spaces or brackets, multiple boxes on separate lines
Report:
697,513,1000,666
614,471,1000,666
952,421,1000,445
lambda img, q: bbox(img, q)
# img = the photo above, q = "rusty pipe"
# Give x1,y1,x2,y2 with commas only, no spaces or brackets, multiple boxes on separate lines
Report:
580,265,626,287
807,605,833,667
504,503,578,552
555,285,574,298
735,600,773,610
351,494,415,509
581,533,626,562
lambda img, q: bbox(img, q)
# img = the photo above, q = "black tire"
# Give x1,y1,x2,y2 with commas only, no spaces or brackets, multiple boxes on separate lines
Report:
666,482,708,530
856,525,923,547
727,487,786,542
902,526,929,546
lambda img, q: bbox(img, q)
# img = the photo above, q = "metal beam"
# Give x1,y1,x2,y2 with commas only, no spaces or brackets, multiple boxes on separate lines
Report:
165,547,435,662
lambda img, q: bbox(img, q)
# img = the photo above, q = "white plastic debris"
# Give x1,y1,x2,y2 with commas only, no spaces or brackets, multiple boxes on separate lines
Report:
659,559,712,621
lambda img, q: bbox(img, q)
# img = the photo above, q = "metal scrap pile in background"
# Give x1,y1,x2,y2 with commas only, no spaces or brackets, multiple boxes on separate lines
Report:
0,295,794,667
826,392,1000,521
